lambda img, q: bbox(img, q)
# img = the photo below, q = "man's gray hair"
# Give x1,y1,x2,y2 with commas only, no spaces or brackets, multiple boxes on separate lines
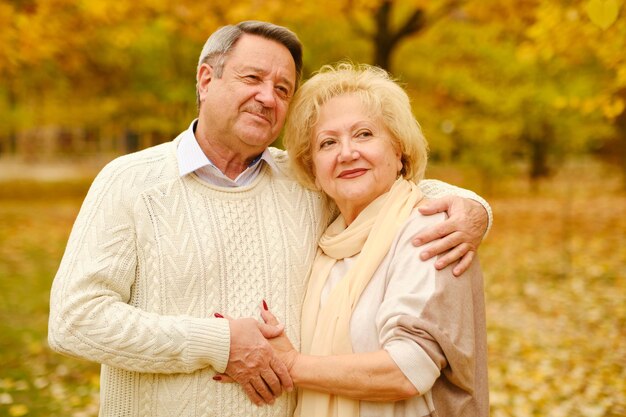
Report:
196,21,303,108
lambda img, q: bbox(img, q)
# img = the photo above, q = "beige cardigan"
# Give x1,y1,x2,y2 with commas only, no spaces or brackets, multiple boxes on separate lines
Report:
319,210,489,416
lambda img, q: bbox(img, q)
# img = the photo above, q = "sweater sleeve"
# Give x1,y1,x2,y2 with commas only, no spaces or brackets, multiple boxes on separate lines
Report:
376,211,482,395
418,178,493,236
47,157,231,374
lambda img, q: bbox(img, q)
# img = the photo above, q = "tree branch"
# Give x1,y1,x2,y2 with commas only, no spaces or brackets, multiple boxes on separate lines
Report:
390,8,425,46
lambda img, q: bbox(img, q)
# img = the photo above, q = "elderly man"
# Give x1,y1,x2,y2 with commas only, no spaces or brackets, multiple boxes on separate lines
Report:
48,21,491,417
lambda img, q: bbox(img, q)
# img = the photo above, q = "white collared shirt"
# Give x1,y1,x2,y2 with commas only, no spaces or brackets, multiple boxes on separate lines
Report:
177,119,279,187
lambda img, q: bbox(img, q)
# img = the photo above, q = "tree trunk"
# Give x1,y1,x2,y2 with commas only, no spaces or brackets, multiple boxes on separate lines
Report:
614,90,626,190
529,136,550,181
523,120,554,189
372,0,393,70
370,0,426,71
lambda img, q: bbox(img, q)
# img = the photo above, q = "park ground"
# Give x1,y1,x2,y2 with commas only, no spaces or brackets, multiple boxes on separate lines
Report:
0,158,624,417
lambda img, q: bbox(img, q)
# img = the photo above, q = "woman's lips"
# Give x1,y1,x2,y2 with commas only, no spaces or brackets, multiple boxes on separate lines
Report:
338,168,367,179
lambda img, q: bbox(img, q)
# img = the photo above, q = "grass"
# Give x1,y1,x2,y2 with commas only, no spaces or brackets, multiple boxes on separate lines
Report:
0,189,100,417
0,161,624,416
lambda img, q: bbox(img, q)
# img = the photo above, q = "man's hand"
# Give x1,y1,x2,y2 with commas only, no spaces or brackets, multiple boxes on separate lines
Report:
412,196,488,276
224,317,293,406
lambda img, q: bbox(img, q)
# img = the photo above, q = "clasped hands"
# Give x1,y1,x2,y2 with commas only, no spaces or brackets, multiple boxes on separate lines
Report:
215,313,294,406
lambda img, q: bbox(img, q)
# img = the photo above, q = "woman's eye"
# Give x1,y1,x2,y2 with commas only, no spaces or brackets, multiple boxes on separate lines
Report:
357,130,373,138
319,139,336,149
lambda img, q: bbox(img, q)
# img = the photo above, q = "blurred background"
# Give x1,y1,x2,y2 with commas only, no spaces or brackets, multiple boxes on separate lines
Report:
0,0,624,416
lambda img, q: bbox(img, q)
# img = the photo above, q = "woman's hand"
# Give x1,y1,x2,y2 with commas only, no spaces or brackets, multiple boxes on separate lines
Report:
212,302,299,392
260,301,299,371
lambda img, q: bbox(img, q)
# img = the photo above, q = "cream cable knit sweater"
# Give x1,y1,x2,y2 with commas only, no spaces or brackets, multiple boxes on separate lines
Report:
48,133,490,417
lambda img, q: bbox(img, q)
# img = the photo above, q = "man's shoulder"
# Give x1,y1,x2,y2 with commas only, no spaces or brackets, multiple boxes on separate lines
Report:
93,141,178,194
111,140,174,166
267,146,288,162
265,147,324,204
266,147,293,178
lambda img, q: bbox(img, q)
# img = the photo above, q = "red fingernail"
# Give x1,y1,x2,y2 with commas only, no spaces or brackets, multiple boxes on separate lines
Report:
262,300,268,311
212,375,222,381
214,313,223,318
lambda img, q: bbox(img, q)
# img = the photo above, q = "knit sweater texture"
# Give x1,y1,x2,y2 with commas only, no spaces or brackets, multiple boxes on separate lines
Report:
48,135,325,417
48,132,489,417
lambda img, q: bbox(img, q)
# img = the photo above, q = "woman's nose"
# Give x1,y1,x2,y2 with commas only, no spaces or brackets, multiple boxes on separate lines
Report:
337,140,359,162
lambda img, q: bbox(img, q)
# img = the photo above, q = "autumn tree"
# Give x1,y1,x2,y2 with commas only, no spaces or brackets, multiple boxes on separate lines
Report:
331,0,463,71
524,0,625,185
0,0,622,183
368,0,617,186
0,0,290,156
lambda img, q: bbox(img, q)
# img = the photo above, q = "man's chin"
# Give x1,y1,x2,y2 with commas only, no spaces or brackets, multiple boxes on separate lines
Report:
238,133,276,151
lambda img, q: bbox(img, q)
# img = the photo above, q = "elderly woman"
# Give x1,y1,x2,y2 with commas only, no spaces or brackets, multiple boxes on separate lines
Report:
261,63,489,417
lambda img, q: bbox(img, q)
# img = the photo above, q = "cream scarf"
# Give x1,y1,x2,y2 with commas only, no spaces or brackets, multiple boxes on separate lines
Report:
296,178,423,417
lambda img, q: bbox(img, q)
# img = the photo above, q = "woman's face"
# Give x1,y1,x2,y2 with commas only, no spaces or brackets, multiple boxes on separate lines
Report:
311,94,403,222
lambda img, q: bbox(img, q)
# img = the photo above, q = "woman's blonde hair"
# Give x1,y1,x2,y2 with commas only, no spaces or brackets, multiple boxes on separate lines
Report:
283,62,428,191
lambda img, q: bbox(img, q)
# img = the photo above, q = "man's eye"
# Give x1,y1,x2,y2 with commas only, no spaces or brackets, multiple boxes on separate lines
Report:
276,86,290,97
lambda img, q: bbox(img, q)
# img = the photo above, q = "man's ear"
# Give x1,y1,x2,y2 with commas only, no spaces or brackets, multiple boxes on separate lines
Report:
196,63,214,102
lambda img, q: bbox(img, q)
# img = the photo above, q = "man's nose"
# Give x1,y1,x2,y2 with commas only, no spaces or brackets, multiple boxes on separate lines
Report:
255,82,277,108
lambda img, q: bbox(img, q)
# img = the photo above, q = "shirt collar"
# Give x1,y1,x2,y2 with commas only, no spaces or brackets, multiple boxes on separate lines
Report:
177,119,280,180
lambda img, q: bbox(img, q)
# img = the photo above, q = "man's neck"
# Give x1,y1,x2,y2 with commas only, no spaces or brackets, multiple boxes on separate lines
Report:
204,149,256,180
195,131,262,180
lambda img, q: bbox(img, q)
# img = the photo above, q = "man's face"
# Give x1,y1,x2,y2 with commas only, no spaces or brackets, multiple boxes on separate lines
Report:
197,34,297,155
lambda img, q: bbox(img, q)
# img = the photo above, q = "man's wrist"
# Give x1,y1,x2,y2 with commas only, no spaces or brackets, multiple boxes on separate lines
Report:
468,196,492,237
185,317,231,373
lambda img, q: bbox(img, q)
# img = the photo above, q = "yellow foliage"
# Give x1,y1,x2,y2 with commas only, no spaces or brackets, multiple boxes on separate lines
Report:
515,42,538,63
8,404,29,417
478,161,626,417
603,97,625,119
585,0,622,30
618,66,626,87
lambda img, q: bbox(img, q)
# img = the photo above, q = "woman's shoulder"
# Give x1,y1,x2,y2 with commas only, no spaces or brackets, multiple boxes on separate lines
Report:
381,208,447,259
400,207,447,235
